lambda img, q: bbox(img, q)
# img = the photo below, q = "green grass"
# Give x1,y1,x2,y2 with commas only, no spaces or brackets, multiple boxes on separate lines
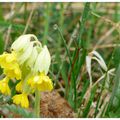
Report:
0,2,120,118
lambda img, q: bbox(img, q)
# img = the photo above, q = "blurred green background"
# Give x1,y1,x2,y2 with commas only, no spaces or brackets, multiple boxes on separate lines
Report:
0,2,120,118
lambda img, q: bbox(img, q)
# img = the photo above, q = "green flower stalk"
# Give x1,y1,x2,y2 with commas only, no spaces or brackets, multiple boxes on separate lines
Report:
34,90,40,117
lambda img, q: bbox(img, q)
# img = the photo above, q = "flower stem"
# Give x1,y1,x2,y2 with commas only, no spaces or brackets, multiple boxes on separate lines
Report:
34,90,40,118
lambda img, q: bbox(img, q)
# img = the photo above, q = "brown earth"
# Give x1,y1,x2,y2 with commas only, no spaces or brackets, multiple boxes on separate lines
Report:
41,91,75,118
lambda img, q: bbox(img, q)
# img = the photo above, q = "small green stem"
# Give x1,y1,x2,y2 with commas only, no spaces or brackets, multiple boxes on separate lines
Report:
34,90,40,118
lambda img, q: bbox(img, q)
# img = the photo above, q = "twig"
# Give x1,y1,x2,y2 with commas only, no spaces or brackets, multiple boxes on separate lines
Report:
93,22,120,50
91,11,118,27
96,94,110,117
94,44,120,49
4,3,16,20
4,25,12,50
23,3,36,34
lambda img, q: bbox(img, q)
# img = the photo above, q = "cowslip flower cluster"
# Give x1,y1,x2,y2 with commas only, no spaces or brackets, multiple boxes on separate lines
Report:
0,34,53,108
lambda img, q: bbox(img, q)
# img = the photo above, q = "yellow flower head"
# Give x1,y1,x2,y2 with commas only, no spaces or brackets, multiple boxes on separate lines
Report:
12,93,29,108
28,72,53,92
3,63,21,80
16,81,23,93
0,51,21,80
0,77,10,95
0,51,17,68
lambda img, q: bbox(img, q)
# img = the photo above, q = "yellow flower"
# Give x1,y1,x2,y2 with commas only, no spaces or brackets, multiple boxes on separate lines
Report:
0,51,17,68
3,63,21,80
12,93,29,108
16,81,23,93
0,51,21,80
0,77,10,95
28,72,53,92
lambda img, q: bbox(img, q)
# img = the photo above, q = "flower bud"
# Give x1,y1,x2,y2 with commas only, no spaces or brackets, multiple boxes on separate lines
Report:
34,45,51,75
18,42,34,65
26,47,38,69
11,34,31,52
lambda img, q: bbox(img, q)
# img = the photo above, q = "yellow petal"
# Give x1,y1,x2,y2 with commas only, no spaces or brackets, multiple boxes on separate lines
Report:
16,81,23,93
0,51,22,80
12,93,29,108
0,77,11,95
27,73,53,92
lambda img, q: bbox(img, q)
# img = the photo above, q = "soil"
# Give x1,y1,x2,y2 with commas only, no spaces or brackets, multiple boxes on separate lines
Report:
41,90,75,118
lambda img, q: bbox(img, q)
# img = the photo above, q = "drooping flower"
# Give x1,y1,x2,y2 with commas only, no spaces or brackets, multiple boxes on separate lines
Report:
0,77,10,95
25,47,38,69
11,34,35,52
12,93,29,108
11,34,41,66
33,46,51,75
18,42,34,65
27,72,53,92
